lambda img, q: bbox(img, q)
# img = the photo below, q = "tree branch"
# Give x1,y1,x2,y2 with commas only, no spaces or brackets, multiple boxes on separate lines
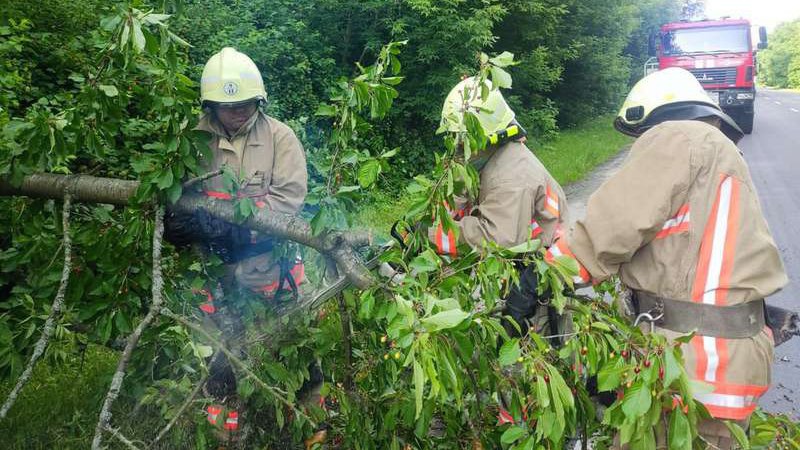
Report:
104,425,142,450
1,173,376,289
148,352,220,448
160,308,317,429
92,207,166,450
0,193,73,419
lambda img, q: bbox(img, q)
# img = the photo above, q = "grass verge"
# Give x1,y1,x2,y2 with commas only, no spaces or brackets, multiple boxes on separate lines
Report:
536,114,632,186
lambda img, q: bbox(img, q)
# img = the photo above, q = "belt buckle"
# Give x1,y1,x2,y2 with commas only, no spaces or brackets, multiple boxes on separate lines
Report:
634,299,665,333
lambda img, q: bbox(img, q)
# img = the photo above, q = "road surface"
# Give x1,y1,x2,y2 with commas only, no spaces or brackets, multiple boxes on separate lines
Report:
566,88,800,417
740,88,800,417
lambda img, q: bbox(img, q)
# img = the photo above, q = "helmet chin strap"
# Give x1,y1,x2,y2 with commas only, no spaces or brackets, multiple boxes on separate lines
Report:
487,122,527,147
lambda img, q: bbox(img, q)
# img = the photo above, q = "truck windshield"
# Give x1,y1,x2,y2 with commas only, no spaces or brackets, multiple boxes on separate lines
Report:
661,26,749,55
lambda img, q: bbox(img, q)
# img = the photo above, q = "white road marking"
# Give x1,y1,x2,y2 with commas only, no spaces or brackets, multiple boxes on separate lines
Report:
792,108,799,113
775,101,782,105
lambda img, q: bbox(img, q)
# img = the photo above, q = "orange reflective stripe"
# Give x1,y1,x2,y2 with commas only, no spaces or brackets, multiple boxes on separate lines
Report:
703,404,756,421
545,239,590,284
530,219,543,238
255,200,266,208
207,405,222,424
224,411,239,430
689,176,746,415
655,204,690,239
544,185,560,218
434,223,457,256
205,190,233,200
258,262,305,294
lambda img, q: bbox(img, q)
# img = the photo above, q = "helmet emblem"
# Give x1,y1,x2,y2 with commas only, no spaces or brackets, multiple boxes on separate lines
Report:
222,82,239,96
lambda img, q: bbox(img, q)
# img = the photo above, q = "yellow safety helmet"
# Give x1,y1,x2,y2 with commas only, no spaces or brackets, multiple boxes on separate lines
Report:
440,77,516,138
200,47,267,106
614,67,743,142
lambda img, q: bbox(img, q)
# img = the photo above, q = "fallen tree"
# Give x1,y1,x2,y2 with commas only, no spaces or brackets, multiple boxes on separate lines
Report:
0,173,376,289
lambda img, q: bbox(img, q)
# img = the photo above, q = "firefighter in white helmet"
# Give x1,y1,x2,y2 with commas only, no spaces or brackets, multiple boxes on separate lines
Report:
546,67,787,448
432,76,569,337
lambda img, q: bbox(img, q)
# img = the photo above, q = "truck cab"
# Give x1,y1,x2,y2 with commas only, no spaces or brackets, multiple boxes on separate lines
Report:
649,19,768,134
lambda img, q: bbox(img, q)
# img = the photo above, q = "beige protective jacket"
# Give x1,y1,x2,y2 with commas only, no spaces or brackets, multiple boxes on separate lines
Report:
196,112,308,294
554,121,787,420
430,140,568,255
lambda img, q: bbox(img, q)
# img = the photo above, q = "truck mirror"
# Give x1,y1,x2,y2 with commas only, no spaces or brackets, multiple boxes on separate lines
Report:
648,31,657,56
759,26,768,47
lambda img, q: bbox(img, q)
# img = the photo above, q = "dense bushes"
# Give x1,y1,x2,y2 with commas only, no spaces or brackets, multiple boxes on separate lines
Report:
758,19,800,89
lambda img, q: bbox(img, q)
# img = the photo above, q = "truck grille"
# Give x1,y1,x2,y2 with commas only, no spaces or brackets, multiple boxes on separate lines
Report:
689,68,738,86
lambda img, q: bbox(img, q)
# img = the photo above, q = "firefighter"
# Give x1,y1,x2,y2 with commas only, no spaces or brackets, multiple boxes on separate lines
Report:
546,67,787,448
432,76,570,336
167,47,308,304
164,47,310,442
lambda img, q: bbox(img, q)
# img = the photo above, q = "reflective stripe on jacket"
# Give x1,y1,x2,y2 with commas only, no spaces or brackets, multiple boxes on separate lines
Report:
551,121,787,420
429,140,568,255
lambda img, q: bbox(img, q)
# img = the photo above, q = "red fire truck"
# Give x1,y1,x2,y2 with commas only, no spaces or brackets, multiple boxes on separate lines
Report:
647,19,768,134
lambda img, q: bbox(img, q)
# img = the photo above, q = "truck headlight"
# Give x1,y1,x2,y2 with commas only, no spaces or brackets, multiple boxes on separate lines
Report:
737,93,754,100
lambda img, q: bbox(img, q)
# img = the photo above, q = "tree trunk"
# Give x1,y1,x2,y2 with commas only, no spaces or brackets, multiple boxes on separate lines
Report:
0,173,376,289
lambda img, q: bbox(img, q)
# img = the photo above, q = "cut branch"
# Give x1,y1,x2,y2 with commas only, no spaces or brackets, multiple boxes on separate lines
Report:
160,307,317,428
149,352,220,448
92,207,166,450
0,193,73,419
1,173,375,289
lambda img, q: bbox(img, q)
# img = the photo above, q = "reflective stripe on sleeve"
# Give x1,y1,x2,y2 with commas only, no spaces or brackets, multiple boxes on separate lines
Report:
544,185,560,218
545,239,590,284
434,223,457,257
655,204,690,239
530,219,543,239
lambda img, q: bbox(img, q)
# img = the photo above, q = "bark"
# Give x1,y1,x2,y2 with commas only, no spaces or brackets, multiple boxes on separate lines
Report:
0,193,73,419
1,173,376,289
92,207,165,450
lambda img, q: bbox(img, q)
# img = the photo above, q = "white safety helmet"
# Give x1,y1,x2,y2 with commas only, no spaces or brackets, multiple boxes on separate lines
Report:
615,67,743,142
200,47,267,106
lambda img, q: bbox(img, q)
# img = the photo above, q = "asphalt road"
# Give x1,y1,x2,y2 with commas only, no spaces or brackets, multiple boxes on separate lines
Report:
740,88,800,417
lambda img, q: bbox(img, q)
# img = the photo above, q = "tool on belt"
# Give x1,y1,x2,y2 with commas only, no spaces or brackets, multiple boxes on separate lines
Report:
634,291,799,346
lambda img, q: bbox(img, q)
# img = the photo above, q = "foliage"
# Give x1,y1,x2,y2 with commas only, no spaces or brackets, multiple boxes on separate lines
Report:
3,1,797,449
758,19,800,89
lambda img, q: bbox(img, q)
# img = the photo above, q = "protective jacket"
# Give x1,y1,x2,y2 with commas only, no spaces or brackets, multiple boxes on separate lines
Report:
551,121,787,420
195,111,308,295
429,140,568,255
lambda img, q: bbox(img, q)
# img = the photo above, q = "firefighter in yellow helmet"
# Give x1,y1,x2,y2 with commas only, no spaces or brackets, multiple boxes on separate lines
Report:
546,67,787,448
164,47,313,443
432,76,569,337
167,47,308,302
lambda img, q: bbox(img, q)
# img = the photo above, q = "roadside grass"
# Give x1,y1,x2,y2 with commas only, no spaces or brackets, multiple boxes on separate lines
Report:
0,114,628,447
536,114,632,186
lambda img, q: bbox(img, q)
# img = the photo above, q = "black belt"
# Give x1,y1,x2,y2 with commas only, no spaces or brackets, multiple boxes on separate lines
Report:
635,292,765,339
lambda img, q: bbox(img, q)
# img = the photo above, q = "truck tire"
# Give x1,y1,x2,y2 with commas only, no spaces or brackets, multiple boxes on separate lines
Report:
738,109,754,134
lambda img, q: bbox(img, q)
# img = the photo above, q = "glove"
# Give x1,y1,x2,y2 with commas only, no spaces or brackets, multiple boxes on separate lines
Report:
195,208,233,239
503,264,552,337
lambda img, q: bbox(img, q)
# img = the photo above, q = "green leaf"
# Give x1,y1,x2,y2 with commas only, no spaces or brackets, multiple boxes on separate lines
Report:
420,309,469,332
310,205,332,236
501,425,527,444
506,240,541,254
597,359,625,392
156,168,173,189
358,159,381,188
668,410,691,450
131,20,145,51
490,66,513,89
499,339,521,366
489,51,516,67
409,249,439,273
621,382,652,418
166,181,182,204
663,348,682,387
413,360,424,419
315,104,336,117
724,422,750,450
98,84,119,97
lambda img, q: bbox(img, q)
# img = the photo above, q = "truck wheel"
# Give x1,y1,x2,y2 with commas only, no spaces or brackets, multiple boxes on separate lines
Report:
738,110,754,134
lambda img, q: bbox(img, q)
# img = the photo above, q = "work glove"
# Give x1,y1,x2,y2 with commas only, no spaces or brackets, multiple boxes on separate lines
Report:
503,264,553,337
164,210,205,246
